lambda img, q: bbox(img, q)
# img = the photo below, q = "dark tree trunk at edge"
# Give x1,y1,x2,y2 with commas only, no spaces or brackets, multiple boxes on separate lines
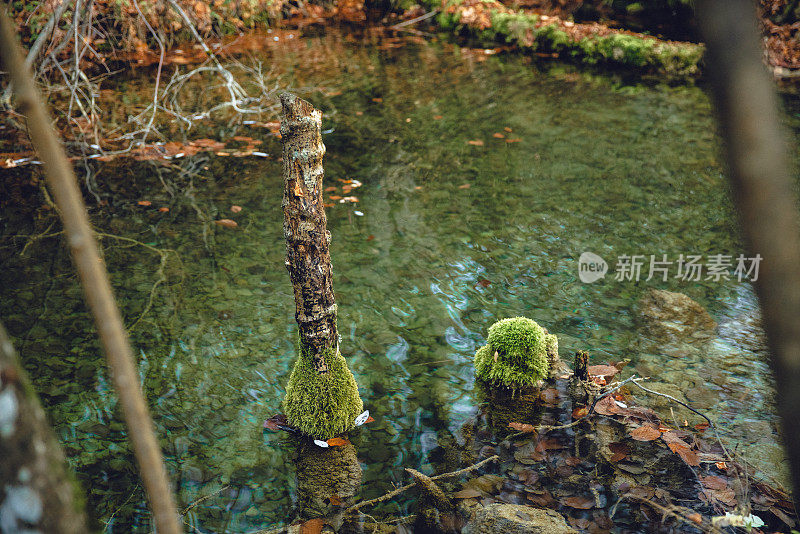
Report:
0,323,88,533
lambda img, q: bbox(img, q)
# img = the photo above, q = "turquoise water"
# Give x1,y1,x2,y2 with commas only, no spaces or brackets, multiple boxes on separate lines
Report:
0,28,787,531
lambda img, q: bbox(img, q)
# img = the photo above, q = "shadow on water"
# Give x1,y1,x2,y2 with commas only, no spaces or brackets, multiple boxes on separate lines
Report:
0,26,790,531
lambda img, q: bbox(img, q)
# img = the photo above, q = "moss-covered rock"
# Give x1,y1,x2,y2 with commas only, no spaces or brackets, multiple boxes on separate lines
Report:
283,343,364,440
474,317,550,388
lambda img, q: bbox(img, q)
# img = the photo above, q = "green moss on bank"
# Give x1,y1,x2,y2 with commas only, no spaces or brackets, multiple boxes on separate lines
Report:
432,0,703,78
283,343,363,440
474,317,550,388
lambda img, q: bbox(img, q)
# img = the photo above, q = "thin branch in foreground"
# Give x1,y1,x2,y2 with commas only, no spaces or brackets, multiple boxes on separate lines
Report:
0,9,181,534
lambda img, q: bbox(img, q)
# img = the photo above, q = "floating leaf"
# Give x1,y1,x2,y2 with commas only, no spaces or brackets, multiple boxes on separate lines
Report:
492,132,505,138
263,414,286,431
158,207,169,212
504,126,513,132
230,205,243,213
326,437,350,447
594,395,621,416
467,139,484,146
508,422,536,433
528,490,555,507
572,406,589,419
668,443,700,466
588,364,619,379
561,495,594,509
630,424,661,441
214,219,238,228
535,437,565,451
330,195,343,200
137,200,152,206
300,518,324,534
539,388,559,405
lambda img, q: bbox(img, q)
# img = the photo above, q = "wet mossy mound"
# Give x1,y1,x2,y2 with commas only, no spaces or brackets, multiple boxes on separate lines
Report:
283,344,364,440
474,317,550,389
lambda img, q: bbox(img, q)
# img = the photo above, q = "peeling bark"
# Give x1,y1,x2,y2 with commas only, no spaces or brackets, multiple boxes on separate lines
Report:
280,92,337,375
0,323,88,533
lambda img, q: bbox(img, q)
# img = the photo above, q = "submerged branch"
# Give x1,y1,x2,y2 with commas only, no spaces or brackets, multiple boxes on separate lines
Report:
344,454,500,515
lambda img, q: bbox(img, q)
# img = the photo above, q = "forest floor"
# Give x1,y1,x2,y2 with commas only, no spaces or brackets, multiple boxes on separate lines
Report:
6,0,800,81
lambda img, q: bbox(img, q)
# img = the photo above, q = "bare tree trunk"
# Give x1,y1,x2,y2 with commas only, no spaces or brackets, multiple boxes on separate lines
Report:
696,0,800,512
0,322,88,533
280,92,363,440
0,8,181,533
281,92,338,374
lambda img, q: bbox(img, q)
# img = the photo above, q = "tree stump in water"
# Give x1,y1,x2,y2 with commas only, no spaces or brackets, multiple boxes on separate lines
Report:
280,92,363,440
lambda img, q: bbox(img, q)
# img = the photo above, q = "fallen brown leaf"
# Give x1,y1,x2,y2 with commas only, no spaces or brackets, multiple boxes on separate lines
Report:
630,424,661,441
561,495,594,509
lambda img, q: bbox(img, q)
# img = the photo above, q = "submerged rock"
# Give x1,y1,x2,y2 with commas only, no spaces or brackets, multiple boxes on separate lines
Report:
465,503,577,534
638,289,717,342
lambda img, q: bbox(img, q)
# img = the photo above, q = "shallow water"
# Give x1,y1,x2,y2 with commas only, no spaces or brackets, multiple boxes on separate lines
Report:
0,27,789,531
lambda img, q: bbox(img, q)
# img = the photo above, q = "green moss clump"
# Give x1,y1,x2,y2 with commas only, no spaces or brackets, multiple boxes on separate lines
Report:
283,343,364,440
474,317,549,388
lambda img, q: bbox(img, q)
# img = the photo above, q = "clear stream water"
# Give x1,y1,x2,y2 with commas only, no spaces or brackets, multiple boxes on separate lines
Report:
0,27,793,532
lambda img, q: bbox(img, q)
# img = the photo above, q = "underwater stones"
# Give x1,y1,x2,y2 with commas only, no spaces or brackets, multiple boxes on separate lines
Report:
474,317,552,389
465,503,577,534
638,289,717,342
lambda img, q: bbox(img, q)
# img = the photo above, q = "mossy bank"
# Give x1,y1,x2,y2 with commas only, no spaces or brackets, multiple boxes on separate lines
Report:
428,0,704,78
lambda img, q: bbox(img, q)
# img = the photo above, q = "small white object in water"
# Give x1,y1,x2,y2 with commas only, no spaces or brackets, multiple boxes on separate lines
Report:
354,410,370,426
252,152,269,158
273,36,279,41
712,513,764,528
354,211,364,217
313,439,329,448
